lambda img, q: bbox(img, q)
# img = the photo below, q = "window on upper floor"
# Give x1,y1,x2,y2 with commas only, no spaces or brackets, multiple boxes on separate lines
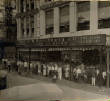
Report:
21,18,24,37
59,5,69,33
98,1,110,29
30,16,34,28
77,1,90,31
27,28,29,36
20,0,24,12
30,16,34,37
45,0,54,2
26,17,29,36
26,0,29,11
45,9,54,35
31,28,34,36
30,0,34,10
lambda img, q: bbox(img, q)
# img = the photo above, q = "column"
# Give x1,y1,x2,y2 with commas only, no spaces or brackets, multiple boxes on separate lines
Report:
29,17,32,37
69,2,77,33
18,0,21,13
90,1,98,32
107,47,110,94
36,13,40,37
16,0,19,13
23,18,26,38
17,18,21,40
54,7,59,34
40,10,45,36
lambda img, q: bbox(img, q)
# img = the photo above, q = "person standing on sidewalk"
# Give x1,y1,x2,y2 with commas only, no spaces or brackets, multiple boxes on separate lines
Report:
7,60,11,72
43,64,46,77
30,62,33,75
58,64,62,80
102,70,107,86
91,68,96,86
24,61,28,74
65,64,70,80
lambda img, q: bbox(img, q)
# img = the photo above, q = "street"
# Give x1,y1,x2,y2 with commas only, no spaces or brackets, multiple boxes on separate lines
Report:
0,72,109,101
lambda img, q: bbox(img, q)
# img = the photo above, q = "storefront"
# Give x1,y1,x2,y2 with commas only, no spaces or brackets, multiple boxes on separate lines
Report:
17,34,107,68
17,34,110,88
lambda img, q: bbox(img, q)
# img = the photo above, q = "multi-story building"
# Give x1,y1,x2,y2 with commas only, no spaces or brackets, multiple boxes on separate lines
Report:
16,0,110,73
3,0,17,59
0,0,6,60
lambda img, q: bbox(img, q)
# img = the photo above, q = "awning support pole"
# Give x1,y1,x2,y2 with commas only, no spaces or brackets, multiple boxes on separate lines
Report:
107,47,110,96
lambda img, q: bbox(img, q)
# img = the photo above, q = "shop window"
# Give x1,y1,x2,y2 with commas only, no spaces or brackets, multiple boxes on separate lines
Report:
45,0,54,2
77,1,90,31
45,9,54,35
98,1,110,29
59,5,69,33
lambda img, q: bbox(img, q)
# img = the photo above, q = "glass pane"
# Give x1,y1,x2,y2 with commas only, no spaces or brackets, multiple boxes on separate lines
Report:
77,1,90,31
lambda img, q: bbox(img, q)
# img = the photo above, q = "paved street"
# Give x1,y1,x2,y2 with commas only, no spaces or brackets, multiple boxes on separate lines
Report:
0,72,109,101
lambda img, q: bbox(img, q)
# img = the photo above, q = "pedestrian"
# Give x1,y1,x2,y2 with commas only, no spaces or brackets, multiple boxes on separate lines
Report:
76,67,82,82
51,64,55,77
97,72,103,91
41,64,43,76
73,68,77,81
65,64,70,80
52,70,57,83
58,66,62,80
7,60,11,72
43,64,46,77
47,64,50,77
91,68,96,86
102,70,107,86
24,61,28,74
30,62,33,74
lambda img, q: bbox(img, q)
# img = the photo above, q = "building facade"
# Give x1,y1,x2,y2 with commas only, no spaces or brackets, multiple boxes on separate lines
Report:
3,0,17,59
0,0,6,60
16,0,110,75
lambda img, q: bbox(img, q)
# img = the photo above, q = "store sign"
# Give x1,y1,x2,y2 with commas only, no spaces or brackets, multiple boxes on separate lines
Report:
37,34,106,46
40,1,70,10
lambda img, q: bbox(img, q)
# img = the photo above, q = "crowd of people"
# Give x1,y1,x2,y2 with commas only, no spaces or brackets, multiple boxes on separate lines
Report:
1,58,108,87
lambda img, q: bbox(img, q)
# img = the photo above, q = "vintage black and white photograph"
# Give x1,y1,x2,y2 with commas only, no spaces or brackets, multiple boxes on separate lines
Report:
0,0,110,101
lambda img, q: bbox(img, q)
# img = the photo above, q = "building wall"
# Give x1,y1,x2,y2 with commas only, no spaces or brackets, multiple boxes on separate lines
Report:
16,1,110,41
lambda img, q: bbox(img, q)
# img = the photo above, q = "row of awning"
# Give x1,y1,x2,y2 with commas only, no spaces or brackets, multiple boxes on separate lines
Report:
18,47,98,52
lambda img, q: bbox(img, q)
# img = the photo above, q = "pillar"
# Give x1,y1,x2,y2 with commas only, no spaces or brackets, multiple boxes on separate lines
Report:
107,47,110,95
24,18,27,38
69,2,77,33
90,1,98,32
29,17,32,37
40,10,45,36
16,0,19,13
54,7,59,34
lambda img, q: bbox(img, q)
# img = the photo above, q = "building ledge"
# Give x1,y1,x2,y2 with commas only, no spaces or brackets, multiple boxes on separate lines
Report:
16,9,38,18
40,1,70,10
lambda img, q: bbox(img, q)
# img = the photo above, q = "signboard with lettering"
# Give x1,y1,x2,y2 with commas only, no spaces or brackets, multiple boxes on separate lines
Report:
36,34,106,46
18,34,106,48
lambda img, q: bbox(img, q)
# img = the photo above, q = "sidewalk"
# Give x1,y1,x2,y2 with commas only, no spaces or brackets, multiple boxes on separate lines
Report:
7,71,110,97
